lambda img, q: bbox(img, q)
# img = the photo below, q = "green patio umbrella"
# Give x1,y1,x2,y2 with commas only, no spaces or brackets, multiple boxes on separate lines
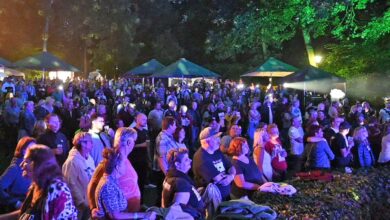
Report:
123,59,165,78
241,57,298,77
0,57,13,67
13,51,80,72
150,58,220,78
283,66,346,83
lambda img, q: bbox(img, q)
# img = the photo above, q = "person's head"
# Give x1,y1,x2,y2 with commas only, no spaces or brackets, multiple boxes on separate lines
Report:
162,116,177,134
208,103,215,112
72,132,93,155
113,127,138,155
45,97,54,106
168,101,176,111
136,113,147,128
14,137,36,158
114,118,124,129
155,101,162,110
191,101,198,110
227,137,249,157
317,110,325,120
86,105,96,116
229,125,242,137
96,104,107,116
21,144,62,188
44,114,61,133
173,126,185,143
308,125,323,138
331,117,344,128
167,148,191,173
384,98,390,109
355,104,363,113
33,120,47,137
64,100,74,110
353,126,368,141
355,113,365,124
317,103,325,111
254,123,268,147
293,100,300,108
90,114,105,132
309,109,318,120
199,127,222,152
179,105,188,115
250,102,259,110
267,123,279,139
101,148,122,176
24,101,35,112
206,117,218,131
291,116,302,128
339,121,351,135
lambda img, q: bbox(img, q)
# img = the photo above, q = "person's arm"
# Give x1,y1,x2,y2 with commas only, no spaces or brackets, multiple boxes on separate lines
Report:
63,162,88,207
135,141,148,148
87,164,104,210
157,138,169,174
0,164,20,206
340,147,351,158
289,128,303,143
109,211,150,220
172,192,190,205
323,141,335,160
307,136,327,143
0,210,19,220
46,181,78,219
357,142,365,167
253,146,265,173
157,157,168,175
234,174,261,190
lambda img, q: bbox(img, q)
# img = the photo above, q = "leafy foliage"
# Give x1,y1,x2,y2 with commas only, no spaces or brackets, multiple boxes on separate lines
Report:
253,166,390,219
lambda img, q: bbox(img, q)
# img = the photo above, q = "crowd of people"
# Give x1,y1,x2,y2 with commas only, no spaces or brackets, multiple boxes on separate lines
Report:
0,76,389,219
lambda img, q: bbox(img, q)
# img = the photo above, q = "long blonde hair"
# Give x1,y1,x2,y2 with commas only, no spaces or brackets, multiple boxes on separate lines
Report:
253,123,268,149
353,126,368,142
113,127,137,152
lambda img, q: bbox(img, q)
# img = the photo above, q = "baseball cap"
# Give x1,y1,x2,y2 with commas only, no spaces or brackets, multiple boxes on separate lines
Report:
199,127,222,141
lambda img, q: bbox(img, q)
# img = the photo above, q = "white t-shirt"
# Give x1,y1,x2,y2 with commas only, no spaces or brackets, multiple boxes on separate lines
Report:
288,126,304,155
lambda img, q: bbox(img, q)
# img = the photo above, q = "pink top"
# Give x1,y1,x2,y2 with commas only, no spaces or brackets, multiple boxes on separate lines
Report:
118,159,140,199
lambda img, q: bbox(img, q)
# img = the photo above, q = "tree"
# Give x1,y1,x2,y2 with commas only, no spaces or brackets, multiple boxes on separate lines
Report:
52,0,140,76
206,0,389,70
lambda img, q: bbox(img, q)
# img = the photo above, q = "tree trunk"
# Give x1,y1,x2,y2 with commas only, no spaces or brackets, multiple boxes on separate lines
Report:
302,29,317,67
83,41,88,77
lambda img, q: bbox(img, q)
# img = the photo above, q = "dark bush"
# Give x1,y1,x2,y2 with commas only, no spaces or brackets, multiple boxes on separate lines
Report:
252,165,390,219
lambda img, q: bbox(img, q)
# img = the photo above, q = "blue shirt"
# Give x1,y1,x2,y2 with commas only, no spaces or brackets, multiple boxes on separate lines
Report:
0,157,32,206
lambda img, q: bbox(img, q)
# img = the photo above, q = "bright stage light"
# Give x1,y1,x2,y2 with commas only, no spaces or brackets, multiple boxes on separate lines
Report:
330,89,345,100
314,55,323,64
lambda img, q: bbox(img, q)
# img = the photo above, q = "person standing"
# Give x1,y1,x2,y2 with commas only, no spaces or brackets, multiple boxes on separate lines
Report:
332,122,354,169
88,114,113,166
288,116,305,174
62,132,96,220
265,124,287,181
129,113,151,200
187,101,202,153
153,116,177,205
36,114,70,166
18,101,36,140
378,98,390,124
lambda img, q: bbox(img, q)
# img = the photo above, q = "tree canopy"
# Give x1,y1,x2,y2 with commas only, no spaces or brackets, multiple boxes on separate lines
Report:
0,0,388,78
